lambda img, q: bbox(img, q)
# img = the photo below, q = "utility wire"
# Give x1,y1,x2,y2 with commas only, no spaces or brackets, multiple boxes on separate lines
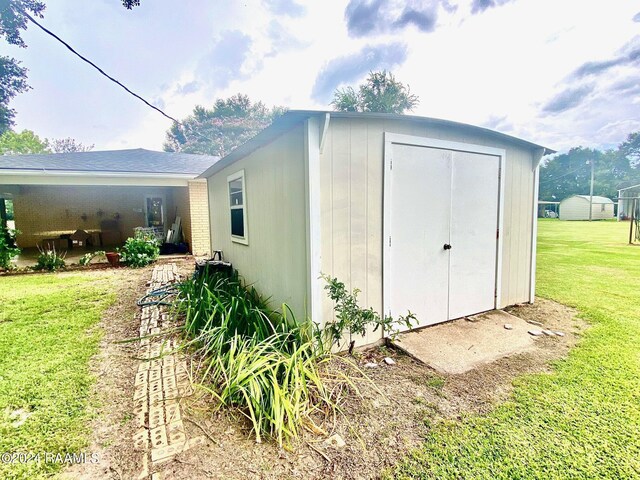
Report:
539,163,590,184
23,11,180,124
23,12,221,148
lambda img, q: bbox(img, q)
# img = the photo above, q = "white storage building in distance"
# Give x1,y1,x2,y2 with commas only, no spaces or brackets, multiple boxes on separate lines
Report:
559,195,614,221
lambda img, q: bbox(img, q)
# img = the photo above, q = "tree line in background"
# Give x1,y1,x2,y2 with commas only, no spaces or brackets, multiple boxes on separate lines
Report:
163,94,285,157
539,132,640,202
2,0,638,202
163,71,418,157
0,130,93,154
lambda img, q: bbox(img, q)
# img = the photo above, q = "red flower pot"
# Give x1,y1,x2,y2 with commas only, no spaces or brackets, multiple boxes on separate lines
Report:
105,252,120,267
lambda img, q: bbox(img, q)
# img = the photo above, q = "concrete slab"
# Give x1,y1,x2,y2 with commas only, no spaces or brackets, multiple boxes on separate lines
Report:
392,310,537,375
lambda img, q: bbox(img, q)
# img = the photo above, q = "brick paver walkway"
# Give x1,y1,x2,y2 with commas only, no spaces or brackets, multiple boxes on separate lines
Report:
133,264,203,479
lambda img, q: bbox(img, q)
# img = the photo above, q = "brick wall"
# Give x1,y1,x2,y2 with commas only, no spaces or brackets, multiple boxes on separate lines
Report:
173,185,192,250
187,180,210,256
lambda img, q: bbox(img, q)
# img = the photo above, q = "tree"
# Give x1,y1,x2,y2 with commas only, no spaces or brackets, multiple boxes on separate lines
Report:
0,0,46,48
0,1,135,131
0,56,30,134
49,137,94,153
619,132,640,168
0,129,49,154
331,86,360,112
331,70,419,114
164,94,285,157
122,0,140,8
539,144,638,201
0,0,44,133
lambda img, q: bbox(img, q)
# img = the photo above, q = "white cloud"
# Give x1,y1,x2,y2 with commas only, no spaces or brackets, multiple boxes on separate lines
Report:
8,0,640,153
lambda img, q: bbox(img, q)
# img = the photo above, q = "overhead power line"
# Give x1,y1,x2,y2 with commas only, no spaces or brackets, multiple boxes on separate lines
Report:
539,163,590,184
23,11,224,150
23,11,181,124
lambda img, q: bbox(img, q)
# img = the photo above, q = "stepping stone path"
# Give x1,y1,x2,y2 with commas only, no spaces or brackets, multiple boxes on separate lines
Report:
133,264,204,479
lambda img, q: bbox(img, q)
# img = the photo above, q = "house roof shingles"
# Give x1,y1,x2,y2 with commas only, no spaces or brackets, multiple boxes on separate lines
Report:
0,148,219,176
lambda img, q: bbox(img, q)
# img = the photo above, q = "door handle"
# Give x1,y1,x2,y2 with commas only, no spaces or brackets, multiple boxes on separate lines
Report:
443,244,452,250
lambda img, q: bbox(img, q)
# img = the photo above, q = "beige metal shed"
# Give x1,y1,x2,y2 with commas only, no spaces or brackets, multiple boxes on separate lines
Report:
559,195,614,221
200,111,554,347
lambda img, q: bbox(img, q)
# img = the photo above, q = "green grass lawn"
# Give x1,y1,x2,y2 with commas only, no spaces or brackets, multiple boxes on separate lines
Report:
390,220,640,479
0,272,115,480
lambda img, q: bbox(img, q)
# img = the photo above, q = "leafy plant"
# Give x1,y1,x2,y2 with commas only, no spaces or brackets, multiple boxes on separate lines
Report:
78,250,106,266
175,270,313,344
198,331,329,446
118,231,159,268
35,244,66,271
321,274,416,353
174,270,330,446
0,226,20,270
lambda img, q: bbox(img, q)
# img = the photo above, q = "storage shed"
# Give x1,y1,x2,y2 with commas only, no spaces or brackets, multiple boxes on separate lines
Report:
617,183,640,220
200,111,554,347
559,195,614,221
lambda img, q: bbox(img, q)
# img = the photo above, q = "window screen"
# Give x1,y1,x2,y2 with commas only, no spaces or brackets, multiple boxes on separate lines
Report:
230,208,244,237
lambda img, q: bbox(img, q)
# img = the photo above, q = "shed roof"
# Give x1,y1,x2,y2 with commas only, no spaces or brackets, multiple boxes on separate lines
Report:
0,148,218,176
618,183,640,192
200,110,556,178
564,195,614,204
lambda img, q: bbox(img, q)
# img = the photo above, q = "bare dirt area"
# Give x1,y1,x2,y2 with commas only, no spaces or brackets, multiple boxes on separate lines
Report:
59,266,587,480
139,297,587,480
61,257,194,480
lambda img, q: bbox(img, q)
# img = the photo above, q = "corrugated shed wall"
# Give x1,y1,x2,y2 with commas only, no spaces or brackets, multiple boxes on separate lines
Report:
318,117,536,346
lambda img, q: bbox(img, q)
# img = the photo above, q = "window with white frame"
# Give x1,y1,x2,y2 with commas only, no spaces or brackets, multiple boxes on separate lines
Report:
228,170,248,244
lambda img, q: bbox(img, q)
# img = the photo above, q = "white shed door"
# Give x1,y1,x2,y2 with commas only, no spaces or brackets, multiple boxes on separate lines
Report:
388,144,500,329
389,145,452,327
448,150,500,319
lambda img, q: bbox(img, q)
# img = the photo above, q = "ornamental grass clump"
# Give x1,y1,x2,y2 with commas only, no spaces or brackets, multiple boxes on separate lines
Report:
174,270,331,446
35,244,66,272
78,250,106,266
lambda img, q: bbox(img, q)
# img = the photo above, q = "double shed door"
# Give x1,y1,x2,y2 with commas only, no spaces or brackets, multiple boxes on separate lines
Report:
386,140,501,329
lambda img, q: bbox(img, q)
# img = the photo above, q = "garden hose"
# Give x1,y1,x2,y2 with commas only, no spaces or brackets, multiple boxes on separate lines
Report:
136,285,180,307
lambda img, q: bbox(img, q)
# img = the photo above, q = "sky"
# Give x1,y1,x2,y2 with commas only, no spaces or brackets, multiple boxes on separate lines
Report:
4,0,640,153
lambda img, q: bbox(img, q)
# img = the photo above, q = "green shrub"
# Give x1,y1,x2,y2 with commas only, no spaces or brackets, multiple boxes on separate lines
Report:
0,226,20,270
174,271,414,445
175,270,313,345
321,274,416,352
174,270,329,446
118,231,159,268
35,245,66,271
78,250,106,266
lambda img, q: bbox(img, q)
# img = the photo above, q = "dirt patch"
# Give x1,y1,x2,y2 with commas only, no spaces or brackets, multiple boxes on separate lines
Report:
137,297,586,480
60,257,194,480
440,298,587,417
61,270,586,480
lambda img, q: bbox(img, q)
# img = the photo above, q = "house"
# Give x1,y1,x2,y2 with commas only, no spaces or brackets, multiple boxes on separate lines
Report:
200,110,554,347
617,183,640,220
0,148,218,255
559,195,614,221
